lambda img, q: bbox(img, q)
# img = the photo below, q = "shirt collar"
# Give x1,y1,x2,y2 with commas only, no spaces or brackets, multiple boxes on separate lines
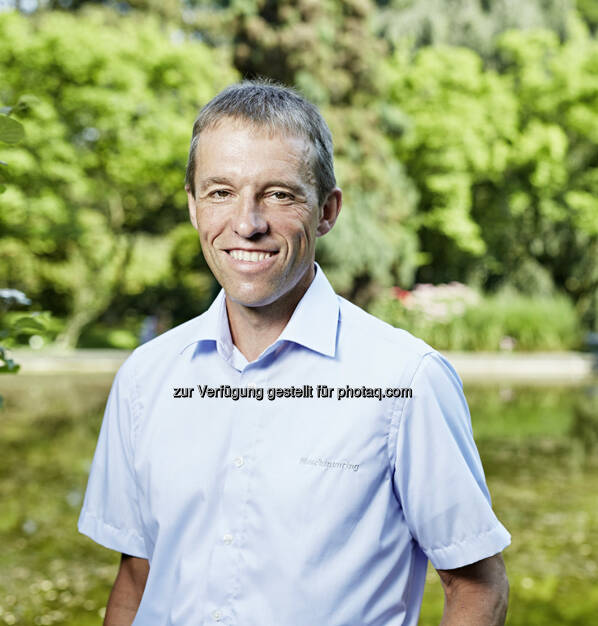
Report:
181,287,233,361
276,262,339,358
182,262,339,360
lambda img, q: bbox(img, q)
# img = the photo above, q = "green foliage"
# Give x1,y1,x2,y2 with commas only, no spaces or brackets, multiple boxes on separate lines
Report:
167,222,216,305
231,0,384,105
318,104,418,297
0,8,236,347
78,324,139,350
1,1,595,341
370,285,581,350
0,104,36,407
0,97,29,195
1,313,47,347
493,21,598,327
0,88,48,404
0,289,51,408
383,44,515,259
576,0,598,33
383,19,598,328
0,114,24,145
0,344,20,380
374,0,574,58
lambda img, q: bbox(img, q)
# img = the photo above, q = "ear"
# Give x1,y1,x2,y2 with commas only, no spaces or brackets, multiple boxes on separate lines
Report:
186,184,199,232
316,188,342,237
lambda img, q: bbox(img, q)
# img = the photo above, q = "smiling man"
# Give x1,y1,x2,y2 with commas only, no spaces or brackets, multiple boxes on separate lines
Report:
79,81,510,626
187,118,340,361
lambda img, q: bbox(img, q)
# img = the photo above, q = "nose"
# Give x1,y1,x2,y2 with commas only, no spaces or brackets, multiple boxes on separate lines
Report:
232,192,268,239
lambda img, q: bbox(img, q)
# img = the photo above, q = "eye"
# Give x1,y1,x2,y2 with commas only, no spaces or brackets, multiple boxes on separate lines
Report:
270,191,293,201
211,189,231,199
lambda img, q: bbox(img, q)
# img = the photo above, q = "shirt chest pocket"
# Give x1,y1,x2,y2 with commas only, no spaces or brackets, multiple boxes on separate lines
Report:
253,398,392,522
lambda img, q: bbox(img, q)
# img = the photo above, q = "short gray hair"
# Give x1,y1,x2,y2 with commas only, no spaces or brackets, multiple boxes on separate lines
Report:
185,80,336,206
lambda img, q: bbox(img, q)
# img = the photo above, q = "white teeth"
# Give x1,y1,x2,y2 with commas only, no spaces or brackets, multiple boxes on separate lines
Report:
229,250,273,262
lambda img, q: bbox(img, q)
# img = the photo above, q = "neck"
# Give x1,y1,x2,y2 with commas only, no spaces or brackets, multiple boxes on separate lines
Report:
225,267,315,362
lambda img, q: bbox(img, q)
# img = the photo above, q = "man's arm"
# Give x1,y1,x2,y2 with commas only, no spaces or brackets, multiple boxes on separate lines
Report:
436,553,509,626
104,554,149,626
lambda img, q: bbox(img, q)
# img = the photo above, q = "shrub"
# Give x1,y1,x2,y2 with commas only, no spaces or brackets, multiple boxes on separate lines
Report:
369,284,581,351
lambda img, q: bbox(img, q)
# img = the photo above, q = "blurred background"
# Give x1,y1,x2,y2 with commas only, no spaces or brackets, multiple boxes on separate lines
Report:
0,0,597,624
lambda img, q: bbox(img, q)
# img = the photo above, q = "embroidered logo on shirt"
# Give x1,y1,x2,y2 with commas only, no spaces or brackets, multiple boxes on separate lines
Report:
299,456,360,472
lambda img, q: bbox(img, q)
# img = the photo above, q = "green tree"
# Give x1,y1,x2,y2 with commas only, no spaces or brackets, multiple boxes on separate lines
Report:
383,16,598,328
374,0,573,58
382,44,518,278
576,0,598,33
493,21,598,328
0,9,236,346
0,98,25,194
0,110,49,405
0,109,26,399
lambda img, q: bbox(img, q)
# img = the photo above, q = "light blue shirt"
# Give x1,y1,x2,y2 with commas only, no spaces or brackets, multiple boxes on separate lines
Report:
79,264,510,625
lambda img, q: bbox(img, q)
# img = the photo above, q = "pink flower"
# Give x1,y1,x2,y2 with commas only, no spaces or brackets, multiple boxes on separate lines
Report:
392,287,412,303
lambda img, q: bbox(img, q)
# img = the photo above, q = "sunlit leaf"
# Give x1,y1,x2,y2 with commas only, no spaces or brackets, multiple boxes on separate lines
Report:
12,317,45,332
0,115,24,144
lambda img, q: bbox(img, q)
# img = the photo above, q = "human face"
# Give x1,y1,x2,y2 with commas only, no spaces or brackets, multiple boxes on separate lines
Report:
187,120,339,314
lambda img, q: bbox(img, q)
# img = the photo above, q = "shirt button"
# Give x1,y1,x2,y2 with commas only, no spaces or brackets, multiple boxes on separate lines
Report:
222,533,233,545
233,456,244,468
247,382,256,389
212,609,223,621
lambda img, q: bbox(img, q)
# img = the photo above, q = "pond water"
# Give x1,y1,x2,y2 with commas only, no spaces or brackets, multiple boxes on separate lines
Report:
1,374,597,625
422,383,598,625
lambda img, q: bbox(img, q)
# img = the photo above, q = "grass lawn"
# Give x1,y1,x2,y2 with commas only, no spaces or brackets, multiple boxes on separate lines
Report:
1,374,597,625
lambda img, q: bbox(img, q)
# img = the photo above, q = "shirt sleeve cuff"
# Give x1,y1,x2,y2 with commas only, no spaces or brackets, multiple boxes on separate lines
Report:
426,523,511,570
78,510,149,559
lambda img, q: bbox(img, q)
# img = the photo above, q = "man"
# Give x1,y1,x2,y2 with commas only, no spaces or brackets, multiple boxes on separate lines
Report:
79,81,510,625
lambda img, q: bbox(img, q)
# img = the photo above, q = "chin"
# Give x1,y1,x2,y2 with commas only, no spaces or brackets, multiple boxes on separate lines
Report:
226,288,277,309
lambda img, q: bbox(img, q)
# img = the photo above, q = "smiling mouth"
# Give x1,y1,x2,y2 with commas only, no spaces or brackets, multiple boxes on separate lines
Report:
227,249,277,262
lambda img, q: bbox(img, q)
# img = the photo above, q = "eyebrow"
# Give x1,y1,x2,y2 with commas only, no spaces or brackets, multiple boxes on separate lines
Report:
198,176,235,191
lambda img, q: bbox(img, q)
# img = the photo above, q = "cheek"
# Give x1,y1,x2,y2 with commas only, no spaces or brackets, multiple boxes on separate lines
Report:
276,208,318,240
197,212,226,243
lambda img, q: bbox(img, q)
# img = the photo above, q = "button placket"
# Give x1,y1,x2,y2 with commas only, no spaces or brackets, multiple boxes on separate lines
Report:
203,367,266,622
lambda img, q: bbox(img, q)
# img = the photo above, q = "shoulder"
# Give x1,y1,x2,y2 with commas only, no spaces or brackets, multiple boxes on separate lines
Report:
337,295,435,361
332,295,459,391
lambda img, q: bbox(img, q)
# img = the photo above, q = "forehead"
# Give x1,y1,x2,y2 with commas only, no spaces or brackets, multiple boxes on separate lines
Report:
194,119,316,184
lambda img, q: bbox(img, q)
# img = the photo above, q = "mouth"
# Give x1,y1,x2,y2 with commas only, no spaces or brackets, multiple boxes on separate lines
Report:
227,249,278,263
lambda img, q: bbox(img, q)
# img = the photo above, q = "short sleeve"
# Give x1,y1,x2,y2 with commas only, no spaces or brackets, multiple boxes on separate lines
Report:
392,351,510,569
78,358,148,558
